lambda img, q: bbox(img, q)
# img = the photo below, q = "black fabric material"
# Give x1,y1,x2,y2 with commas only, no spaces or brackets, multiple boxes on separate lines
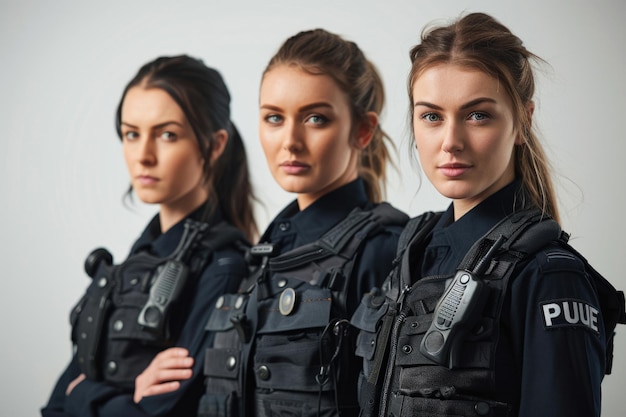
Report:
200,179,407,417
42,202,249,417
353,180,614,417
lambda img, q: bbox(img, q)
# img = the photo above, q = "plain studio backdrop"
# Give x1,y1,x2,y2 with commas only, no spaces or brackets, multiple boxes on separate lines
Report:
1,0,624,415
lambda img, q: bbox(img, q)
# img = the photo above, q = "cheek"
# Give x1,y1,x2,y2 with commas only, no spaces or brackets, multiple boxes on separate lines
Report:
173,149,204,180
327,136,354,167
414,134,436,159
483,131,516,158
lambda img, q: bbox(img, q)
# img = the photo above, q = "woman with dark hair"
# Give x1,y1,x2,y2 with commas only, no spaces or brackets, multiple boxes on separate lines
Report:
41,55,257,417
138,29,408,417
353,13,619,417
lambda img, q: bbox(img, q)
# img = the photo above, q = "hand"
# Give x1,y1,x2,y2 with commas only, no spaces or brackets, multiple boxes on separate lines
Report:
134,347,194,403
66,373,86,395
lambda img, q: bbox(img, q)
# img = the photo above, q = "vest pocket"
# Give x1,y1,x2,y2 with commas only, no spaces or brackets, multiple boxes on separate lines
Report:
256,283,332,334
254,332,334,392
389,394,512,417
352,289,389,361
198,390,238,417
201,346,241,417
255,390,338,417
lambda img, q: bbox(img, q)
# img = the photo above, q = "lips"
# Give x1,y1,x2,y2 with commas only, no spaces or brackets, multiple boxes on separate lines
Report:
136,175,159,185
439,162,471,178
279,160,310,175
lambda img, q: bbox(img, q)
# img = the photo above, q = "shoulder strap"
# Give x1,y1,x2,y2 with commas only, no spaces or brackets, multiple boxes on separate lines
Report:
457,208,626,375
268,203,408,272
197,220,249,252
457,208,563,274
387,211,443,302
186,219,250,275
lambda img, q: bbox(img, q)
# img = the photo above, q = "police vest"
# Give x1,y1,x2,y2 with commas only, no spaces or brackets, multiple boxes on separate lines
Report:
351,209,626,417
199,203,409,417
70,219,246,390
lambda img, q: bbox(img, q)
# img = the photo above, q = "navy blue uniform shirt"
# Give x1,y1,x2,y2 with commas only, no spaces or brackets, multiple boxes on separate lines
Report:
421,181,605,417
42,203,248,417
260,178,405,314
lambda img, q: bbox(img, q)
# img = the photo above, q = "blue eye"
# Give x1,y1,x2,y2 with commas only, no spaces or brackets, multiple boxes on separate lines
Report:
421,112,441,122
265,114,283,124
306,114,328,125
468,112,489,121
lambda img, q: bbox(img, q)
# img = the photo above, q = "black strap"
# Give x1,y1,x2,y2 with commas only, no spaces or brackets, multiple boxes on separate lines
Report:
187,220,249,275
268,203,408,272
457,209,562,273
386,211,442,303
455,208,625,375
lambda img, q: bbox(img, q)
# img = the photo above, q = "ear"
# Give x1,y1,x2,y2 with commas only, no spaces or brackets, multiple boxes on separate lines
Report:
210,129,229,162
354,112,379,149
516,101,535,145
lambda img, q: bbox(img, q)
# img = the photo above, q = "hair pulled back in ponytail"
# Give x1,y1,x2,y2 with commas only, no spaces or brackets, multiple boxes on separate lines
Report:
408,13,559,222
263,29,393,202
116,55,258,240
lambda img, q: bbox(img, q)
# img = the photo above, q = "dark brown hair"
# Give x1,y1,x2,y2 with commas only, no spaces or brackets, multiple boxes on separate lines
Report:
408,13,559,222
116,55,258,240
263,28,392,203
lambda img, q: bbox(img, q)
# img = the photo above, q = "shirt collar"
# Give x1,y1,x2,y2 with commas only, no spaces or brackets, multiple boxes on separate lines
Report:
431,180,525,260
261,178,370,251
130,201,223,257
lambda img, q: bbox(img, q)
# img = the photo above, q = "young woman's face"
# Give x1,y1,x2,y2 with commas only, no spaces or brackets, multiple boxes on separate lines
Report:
412,64,522,219
259,65,363,210
120,86,208,214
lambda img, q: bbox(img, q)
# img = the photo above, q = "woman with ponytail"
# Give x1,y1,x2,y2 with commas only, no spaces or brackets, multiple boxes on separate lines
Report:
202,28,408,417
138,30,408,417
42,55,257,417
355,13,614,417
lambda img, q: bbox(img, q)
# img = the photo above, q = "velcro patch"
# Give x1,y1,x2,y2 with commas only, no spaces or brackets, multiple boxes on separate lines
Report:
540,299,600,335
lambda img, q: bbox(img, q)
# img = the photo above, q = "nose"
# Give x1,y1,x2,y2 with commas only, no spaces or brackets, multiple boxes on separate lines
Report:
441,120,464,154
137,137,157,166
282,121,304,153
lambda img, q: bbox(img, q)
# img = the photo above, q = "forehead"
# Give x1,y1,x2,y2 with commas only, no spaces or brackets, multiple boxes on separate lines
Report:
121,87,186,122
260,64,350,109
412,63,509,104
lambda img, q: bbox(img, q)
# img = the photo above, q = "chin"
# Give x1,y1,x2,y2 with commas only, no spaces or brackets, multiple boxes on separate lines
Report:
134,192,162,205
275,179,311,195
434,182,474,201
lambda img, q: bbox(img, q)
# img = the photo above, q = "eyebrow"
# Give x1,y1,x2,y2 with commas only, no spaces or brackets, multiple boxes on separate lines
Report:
414,97,497,110
120,121,185,129
260,102,334,112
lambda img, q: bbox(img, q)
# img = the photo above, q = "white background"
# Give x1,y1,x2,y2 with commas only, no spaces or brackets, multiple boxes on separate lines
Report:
1,0,625,415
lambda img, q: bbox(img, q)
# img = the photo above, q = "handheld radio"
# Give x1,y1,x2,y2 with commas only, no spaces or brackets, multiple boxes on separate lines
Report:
137,260,189,331
420,235,505,368
137,220,207,332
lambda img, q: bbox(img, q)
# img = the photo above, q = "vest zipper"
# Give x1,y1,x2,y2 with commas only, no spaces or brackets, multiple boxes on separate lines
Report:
377,273,451,416
378,284,410,416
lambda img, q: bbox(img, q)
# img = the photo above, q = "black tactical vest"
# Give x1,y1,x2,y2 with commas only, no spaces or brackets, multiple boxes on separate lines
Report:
351,209,625,417
199,203,409,417
70,219,245,389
